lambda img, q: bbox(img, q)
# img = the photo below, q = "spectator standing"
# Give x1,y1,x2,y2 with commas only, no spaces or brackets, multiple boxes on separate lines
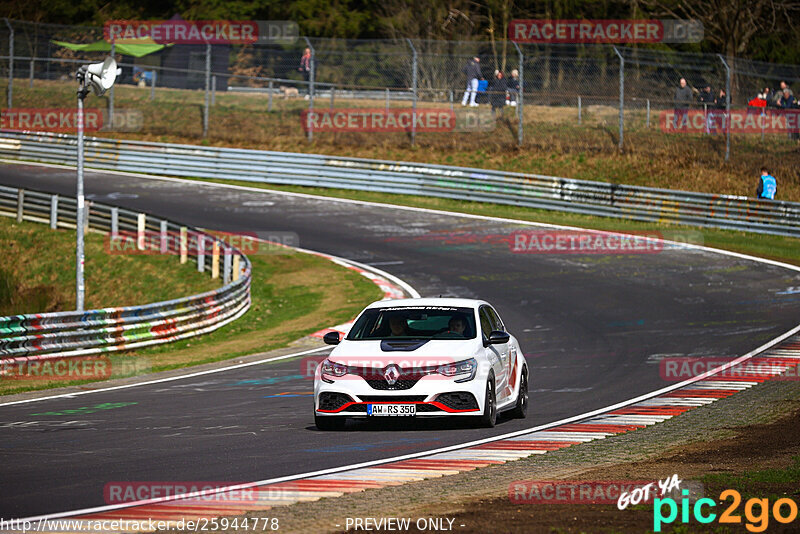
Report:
507,69,520,106
699,85,714,133
778,88,798,140
461,57,482,107
299,47,312,98
710,88,727,134
756,167,777,200
488,70,506,116
673,78,693,129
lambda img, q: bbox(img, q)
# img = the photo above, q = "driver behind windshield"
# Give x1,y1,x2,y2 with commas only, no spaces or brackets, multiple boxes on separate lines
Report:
447,315,467,336
388,315,410,336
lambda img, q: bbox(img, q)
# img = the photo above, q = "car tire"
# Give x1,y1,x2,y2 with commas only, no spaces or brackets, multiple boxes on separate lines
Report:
476,377,497,428
510,367,528,419
315,413,345,431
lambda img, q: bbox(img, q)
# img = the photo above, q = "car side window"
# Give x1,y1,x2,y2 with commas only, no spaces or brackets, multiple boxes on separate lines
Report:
486,306,504,332
479,307,493,338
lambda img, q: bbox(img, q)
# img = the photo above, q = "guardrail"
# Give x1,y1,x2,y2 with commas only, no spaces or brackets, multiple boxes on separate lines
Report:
0,184,252,361
0,131,798,237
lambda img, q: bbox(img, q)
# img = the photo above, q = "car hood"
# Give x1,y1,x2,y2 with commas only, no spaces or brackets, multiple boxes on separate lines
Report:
329,339,480,367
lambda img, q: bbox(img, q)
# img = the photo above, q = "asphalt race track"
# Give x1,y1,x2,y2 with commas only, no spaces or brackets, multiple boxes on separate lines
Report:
2,162,800,518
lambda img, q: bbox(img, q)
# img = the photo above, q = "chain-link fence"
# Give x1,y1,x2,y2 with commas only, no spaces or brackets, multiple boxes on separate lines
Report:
1,19,799,161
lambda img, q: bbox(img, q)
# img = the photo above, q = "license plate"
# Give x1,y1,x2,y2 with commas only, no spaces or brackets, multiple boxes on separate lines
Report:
367,404,416,416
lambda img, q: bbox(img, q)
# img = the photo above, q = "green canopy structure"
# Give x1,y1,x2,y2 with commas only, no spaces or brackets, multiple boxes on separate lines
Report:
52,39,169,58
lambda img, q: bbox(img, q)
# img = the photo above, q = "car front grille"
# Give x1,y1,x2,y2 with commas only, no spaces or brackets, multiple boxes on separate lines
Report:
364,378,421,390
435,391,479,410
356,395,427,402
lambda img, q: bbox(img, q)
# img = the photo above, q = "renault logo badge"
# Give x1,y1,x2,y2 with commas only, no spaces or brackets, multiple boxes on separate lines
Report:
384,364,400,385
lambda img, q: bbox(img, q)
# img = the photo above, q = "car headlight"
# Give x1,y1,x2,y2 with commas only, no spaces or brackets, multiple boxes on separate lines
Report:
437,358,477,382
320,359,348,381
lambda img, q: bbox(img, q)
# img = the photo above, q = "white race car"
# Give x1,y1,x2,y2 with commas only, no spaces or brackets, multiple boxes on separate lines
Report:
313,298,528,430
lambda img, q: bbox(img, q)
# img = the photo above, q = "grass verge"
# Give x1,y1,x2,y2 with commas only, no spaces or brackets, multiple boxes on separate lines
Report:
0,217,383,396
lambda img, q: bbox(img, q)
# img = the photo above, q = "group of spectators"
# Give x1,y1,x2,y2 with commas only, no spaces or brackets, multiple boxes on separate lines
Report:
748,81,796,110
461,57,521,115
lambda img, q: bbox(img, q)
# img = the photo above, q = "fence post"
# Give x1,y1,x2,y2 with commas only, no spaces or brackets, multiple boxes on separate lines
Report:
137,213,146,250
197,236,205,272
512,40,524,146
449,90,453,111
160,220,168,254
406,39,418,146
211,74,216,105
578,95,582,125
180,227,188,264
303,37,315,142
613,46,624,151
150,70,156,100
16,189,23,222
29,58,33,88
223,250,232,284
211,241,220,279
232,255,240,282
203,43,210,137
385,87,389,111
50,194,58,229
5,18,13,108
717,54,731,162
330,85,334,110
110,206,118,236
268,80,273,112
646,99,650,128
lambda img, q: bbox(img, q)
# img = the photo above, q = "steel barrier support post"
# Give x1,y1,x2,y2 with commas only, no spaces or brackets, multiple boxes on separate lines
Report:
211,241,220,279
137,213,146,250
180,227,188,264
613,46,624,151
233,255,240,282
406,39,418,146
203,43,210,137
303,37,315,142
197,236,205,272
110,206,118,236
211,75,216,105
150,70,156,100
16,189,23,222
512,40,524,146
578,95,582,125
5,19,13,108
50,195,58,229
268,80,273,111
160,220,168,254
223,250,231,284
718,54,731,161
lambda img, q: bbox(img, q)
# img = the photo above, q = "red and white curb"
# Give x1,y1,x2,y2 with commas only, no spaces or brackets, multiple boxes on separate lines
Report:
305,252,409,339
13,336,800,532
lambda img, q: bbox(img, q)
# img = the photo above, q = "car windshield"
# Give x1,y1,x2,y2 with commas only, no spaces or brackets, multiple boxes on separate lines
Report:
347,306,477,340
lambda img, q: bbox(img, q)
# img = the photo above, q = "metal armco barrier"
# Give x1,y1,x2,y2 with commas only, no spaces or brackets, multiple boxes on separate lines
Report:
0,131,798,237
0,184,252,361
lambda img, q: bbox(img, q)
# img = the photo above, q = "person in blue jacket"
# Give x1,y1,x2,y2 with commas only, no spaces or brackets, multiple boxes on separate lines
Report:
757,167,777,200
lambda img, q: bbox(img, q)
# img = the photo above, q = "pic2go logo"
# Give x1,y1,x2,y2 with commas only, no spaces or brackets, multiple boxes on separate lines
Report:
654,489,799,532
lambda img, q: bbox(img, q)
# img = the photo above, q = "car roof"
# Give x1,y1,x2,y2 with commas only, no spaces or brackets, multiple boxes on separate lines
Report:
365,297,487,310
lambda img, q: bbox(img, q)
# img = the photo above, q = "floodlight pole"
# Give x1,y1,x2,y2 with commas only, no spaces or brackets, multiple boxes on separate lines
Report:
75,73,89,311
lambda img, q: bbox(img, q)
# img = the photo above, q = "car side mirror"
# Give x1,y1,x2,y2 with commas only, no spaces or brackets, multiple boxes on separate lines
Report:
486,330,510,346
323,331,340,345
